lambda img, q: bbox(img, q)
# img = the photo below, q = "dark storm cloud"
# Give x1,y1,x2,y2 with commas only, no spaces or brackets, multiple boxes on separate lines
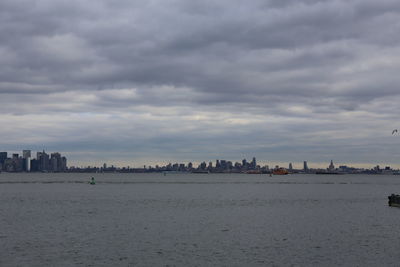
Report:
1,0,400,165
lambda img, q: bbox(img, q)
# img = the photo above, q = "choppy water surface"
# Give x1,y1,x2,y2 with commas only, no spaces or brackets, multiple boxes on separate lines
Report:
1,173,400,266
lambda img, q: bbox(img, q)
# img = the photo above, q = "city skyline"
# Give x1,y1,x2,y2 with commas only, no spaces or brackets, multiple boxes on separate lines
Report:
1,1,400,165
0,149,399,172
0,149,67,172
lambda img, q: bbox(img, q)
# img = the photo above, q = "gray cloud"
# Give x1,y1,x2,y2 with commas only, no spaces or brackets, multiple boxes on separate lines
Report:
1,0,400,166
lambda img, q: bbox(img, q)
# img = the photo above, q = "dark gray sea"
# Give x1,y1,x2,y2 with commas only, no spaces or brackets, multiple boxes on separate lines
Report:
1,173,400,266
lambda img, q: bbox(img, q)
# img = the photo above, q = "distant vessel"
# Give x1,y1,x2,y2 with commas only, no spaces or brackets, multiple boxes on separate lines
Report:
272,168,289,175
388,194,400,207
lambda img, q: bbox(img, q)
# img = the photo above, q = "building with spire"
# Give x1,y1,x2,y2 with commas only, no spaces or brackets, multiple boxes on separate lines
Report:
328,160,335,171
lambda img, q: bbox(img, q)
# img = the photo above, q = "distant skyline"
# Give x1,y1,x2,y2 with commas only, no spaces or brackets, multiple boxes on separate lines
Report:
0,149,396,170
2,1,400,166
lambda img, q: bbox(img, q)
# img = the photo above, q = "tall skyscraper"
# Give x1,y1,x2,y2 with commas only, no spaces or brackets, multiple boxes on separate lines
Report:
50,153,59,172
50,152,66,172
0,152,7,165
242,159,247,168
25,158,31,172
23,150,31,158
328,160,335,171
61,156,67,171
23,150,31,171
303,161,309,172
251,157,257,169
37,150,49,171
23,150,31,159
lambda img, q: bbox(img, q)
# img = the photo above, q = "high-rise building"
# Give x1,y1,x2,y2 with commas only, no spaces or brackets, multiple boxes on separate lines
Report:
328,160,335,171
289,163,293,171
30,158,38,171
216,160,221,169
0,152,7,165
25,157,31,172
37,150,49,171
11,155,23,172
50,153,59,172
303,161,309,172
23,150,31,159
199,161,207,170
50,152,66,172
220,160,227,169
61,156,67,171
251,157,257,169
242,159,247,168
22,150,32,172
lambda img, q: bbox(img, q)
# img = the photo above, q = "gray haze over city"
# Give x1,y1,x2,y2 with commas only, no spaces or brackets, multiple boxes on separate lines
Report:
1,0,400,167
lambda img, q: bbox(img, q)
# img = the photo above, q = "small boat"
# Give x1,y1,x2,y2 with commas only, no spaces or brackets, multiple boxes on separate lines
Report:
388,194,400,207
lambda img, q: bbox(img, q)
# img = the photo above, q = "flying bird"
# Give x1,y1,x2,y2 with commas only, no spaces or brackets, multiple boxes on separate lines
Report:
392,129,398,135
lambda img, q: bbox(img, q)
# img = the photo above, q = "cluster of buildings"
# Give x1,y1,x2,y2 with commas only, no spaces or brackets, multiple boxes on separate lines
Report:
0,150,67,172
0,151,397,174
150,157,267,173
69,157,266,173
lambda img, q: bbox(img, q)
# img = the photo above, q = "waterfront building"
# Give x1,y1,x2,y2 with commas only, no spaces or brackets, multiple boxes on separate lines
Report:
251,157,256,169
220,160,227,169
179,163,185,171
50,153,61,172
216,160,221,169
227,161,233,170
37,150,50,171
328,160,335,171
0,152,7,163
25,157,31,172
207,162,212,169
199,161,207,170
23,150,31,159
22,150,32,171
12,154,23,172
303,161,309,172
3,158,14,172
242,159,247,169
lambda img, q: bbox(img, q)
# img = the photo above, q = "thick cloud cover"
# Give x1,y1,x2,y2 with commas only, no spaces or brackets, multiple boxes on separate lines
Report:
1,0,400,167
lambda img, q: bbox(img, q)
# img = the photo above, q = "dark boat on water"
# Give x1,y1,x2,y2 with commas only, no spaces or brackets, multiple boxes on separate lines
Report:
388,194,400,207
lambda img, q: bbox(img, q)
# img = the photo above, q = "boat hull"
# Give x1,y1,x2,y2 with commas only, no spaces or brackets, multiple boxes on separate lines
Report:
388,194,400,207
272,168,289,175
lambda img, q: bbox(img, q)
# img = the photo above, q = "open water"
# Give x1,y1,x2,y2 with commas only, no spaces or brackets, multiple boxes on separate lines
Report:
1,173,400,266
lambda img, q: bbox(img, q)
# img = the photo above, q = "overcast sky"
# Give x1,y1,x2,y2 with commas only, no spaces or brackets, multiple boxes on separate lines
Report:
1,0,400,168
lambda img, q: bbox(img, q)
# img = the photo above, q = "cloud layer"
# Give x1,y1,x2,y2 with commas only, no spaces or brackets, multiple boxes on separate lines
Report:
1,0,400,167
